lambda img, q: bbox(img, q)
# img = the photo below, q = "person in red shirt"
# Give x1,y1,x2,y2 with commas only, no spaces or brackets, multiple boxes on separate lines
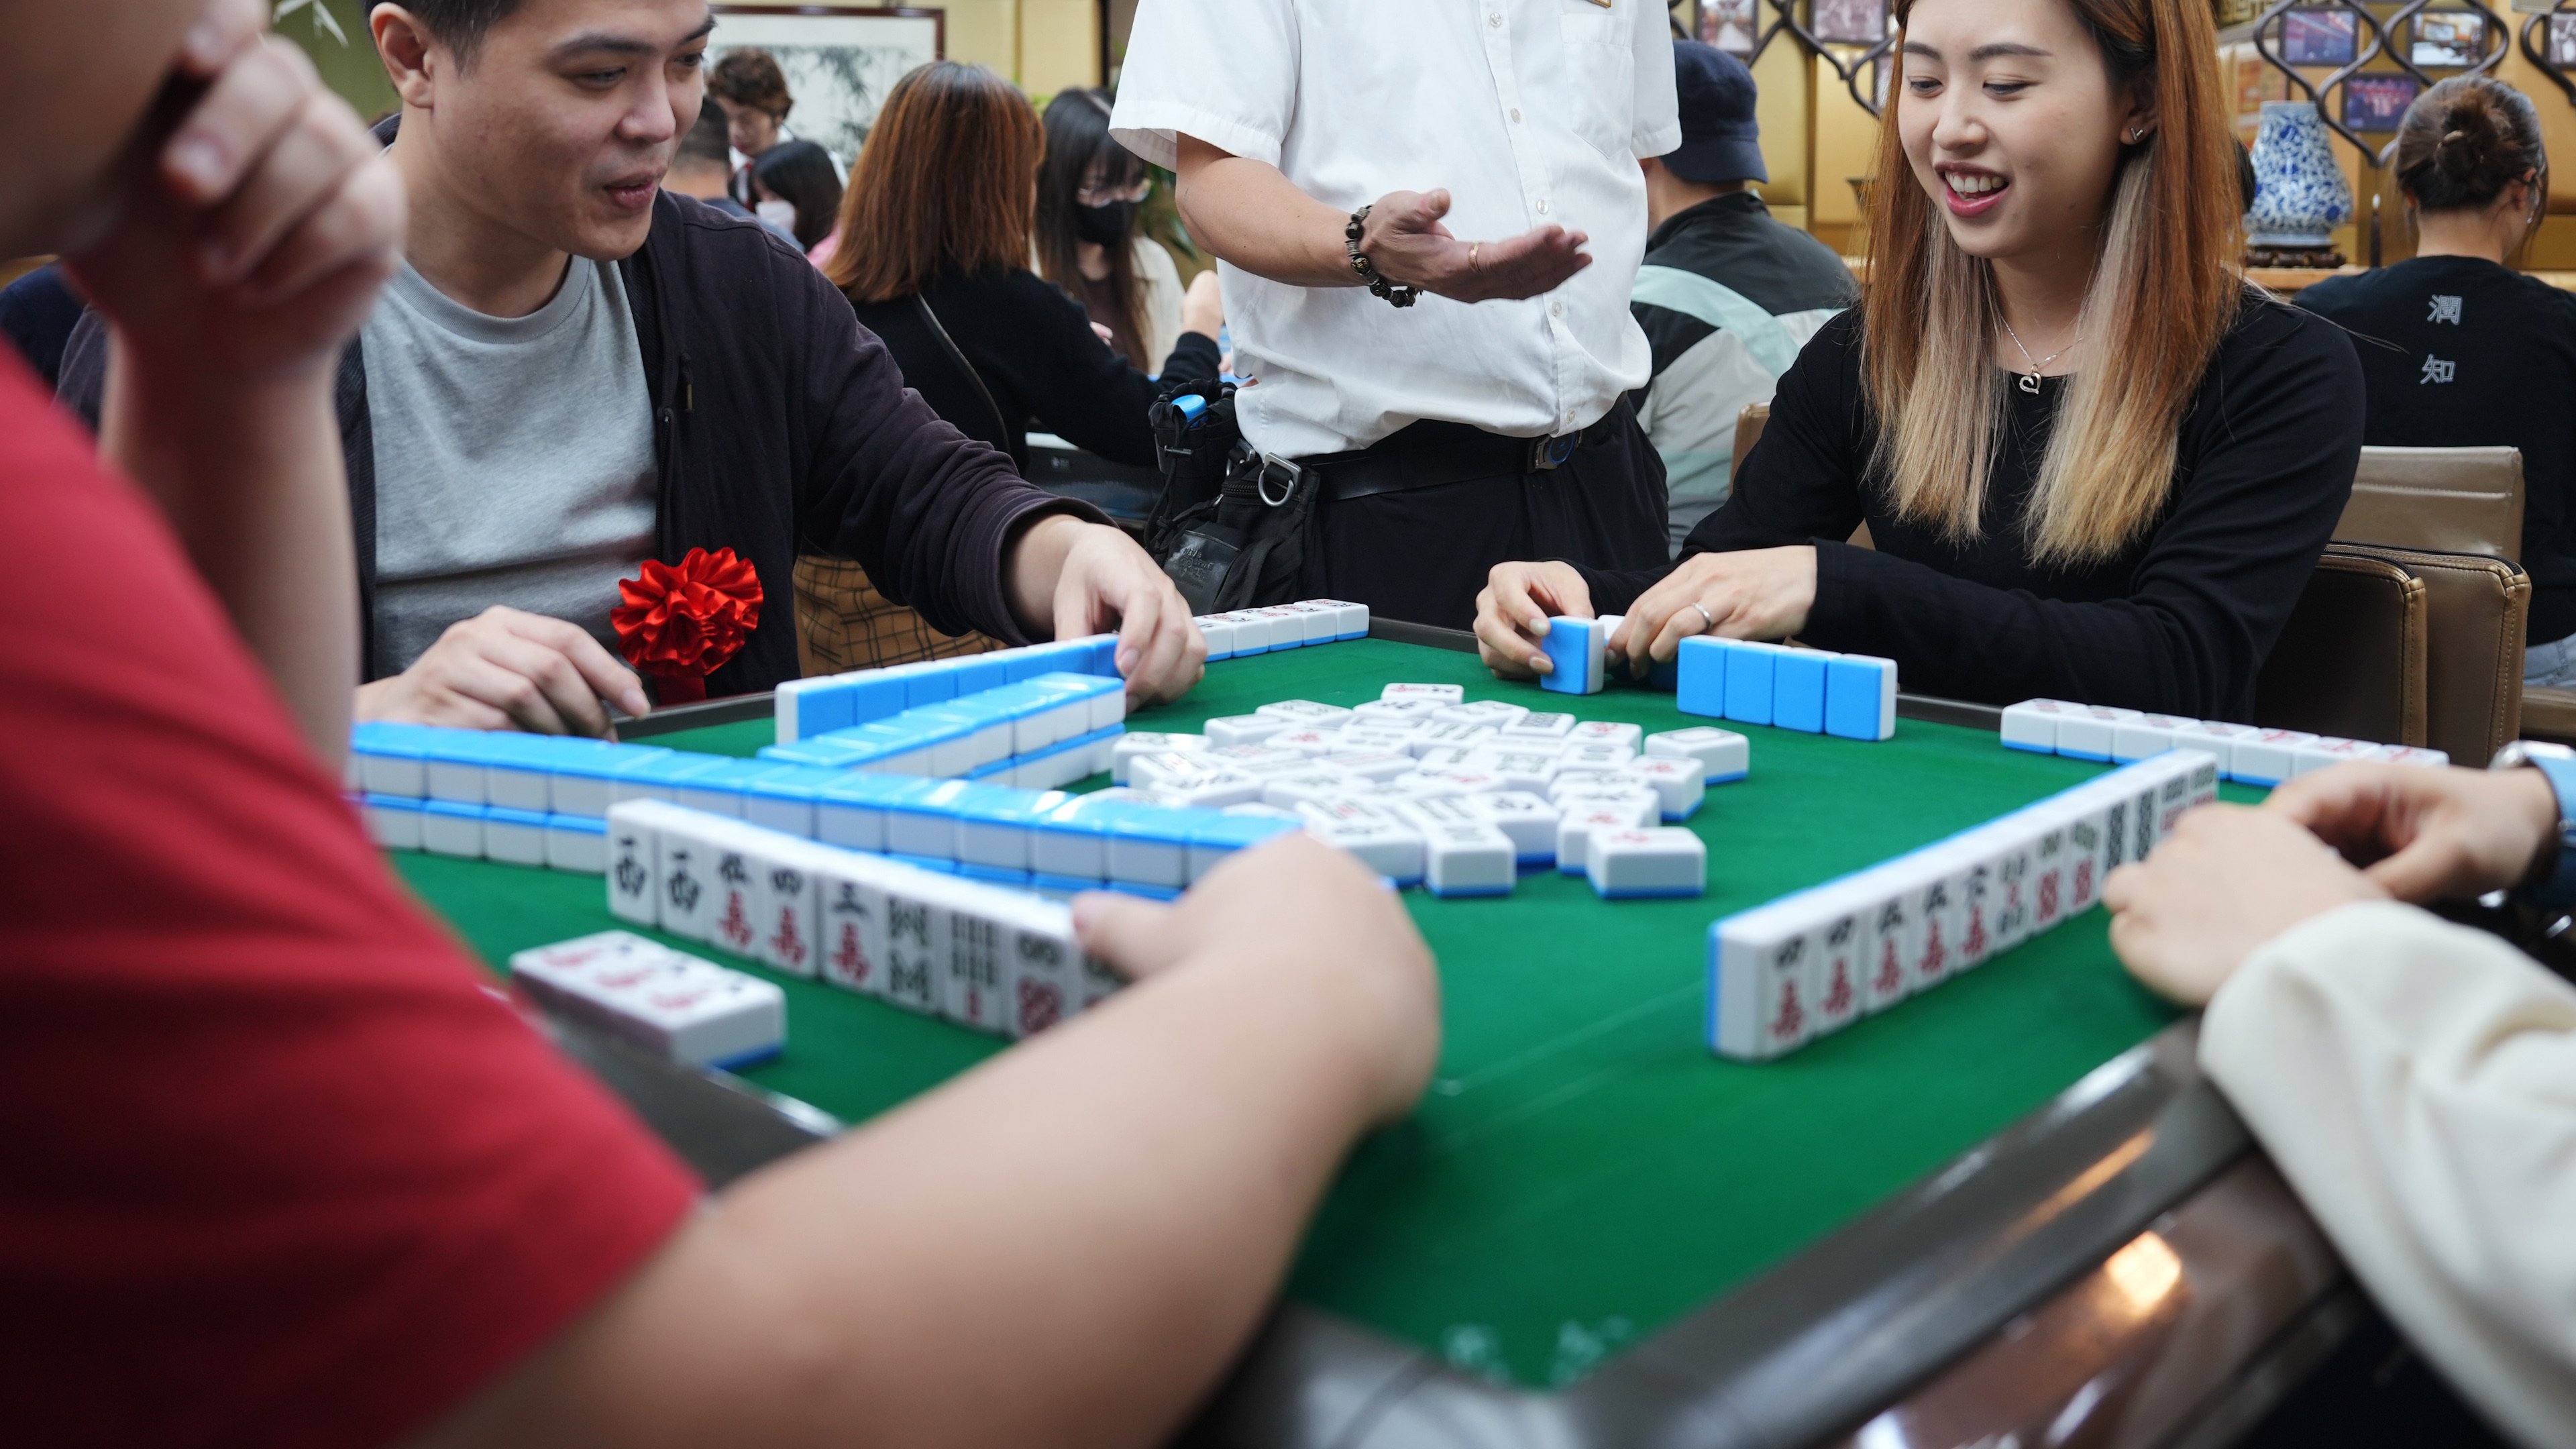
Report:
0,4,1442,1447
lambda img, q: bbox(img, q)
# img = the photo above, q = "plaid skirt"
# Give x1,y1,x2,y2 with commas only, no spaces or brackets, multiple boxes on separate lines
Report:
792,556,1002,676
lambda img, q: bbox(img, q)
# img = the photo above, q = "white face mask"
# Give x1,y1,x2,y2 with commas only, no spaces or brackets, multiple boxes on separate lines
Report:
755,199,798,231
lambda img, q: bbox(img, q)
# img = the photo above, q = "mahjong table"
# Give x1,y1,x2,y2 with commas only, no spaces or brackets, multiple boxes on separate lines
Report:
394,620,2371,1448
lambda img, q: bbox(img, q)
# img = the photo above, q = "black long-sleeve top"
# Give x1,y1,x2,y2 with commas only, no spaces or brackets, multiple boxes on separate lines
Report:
851,268,1220,476
2297,255,2576,646
1576,296,2363,718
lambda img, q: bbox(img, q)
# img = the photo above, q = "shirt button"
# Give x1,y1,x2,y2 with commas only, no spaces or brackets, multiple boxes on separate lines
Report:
1550,302,1565,318
1537,199,1552,215
1510,108,1523,122
1489,12,1503,25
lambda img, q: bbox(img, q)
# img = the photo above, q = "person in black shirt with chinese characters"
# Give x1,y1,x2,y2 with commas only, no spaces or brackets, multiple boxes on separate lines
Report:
2298,76,2576,681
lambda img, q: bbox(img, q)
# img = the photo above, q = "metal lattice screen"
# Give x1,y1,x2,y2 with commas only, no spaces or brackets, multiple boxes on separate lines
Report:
2249,0,2510,168
1693,0,1899,115
1690,0,2572,131
2522,0,2576,107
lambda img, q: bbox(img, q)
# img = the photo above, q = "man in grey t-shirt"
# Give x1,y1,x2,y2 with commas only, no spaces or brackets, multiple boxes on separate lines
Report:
332,0,1205,733
60,0,1211,735
366,252,659,678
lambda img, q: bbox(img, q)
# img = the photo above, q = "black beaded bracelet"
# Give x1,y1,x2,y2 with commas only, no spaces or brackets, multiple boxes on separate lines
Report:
1344,205,1421,309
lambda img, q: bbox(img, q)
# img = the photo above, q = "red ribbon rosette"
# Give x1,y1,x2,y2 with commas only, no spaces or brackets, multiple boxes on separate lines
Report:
612,548,763,704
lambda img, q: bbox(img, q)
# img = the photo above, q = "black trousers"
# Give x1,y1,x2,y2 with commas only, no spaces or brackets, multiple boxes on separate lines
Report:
1296,398,1670,633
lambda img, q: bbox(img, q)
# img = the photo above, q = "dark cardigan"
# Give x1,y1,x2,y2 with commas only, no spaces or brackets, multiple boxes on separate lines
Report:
60,178,1098,694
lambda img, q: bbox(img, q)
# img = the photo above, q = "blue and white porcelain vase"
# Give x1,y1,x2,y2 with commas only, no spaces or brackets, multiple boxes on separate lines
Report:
2246,101,2353,248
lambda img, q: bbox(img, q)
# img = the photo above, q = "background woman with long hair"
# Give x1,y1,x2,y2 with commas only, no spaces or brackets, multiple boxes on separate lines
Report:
828,62,1222,474
2297,77,2575,686
750,139,844,256
1472,0,2362,718
1036,87,1191,370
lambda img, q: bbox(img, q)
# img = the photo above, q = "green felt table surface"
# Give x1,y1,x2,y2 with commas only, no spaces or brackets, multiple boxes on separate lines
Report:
395,637,2231,1390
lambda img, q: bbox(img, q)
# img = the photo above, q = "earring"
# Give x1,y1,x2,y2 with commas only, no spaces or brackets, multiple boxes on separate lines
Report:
2127,127,2148,143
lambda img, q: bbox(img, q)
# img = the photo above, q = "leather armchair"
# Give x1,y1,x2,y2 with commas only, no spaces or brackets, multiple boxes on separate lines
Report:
2259,447,2528,763
2256,547,2429,748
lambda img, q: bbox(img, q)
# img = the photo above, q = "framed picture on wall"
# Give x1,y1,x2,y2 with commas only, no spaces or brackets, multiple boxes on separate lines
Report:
1813,0,1896,46
1813,0,1886,46
2278,7,2357,66
2408,9,2484,68
708,6,945,164
1699,0,1759,57
2551,13,2576,68
2219,40,2286,146
2341,72,2421,131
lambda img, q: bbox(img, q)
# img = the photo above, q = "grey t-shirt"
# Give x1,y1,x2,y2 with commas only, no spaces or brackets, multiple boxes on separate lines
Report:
366,256,659,676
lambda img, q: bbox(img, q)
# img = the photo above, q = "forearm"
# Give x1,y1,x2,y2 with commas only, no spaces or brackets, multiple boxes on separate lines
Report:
1803,543,2247,714
100,343,357,769
1159,329,1221,385
1016,305,1200,468
1003,512,1091,636
1173,139,1357,290
424,951,1388,1448
2204,901,2576,1446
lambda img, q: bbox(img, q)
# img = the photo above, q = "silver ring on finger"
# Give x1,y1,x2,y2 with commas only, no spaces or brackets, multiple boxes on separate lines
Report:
1684,602,1717,635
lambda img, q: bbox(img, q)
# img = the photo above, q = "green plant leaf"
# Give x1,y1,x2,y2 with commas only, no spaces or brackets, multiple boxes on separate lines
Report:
274,0,350,46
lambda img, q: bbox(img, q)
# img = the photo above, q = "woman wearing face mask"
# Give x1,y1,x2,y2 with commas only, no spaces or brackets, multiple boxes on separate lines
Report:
829,62,1224,475
1036,88,1193,371
751,139,846,260
1473,0,2363,719
2297,77,2576,687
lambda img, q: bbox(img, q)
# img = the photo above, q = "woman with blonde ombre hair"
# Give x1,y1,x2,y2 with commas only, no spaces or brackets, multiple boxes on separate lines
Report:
1474,0,2363,716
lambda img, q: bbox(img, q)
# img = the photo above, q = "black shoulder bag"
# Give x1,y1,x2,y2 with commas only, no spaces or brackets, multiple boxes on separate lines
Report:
913,295,1016,457
1144,378,1317,615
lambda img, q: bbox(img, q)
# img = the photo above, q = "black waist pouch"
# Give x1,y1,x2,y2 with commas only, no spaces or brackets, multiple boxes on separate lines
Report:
1146,378,1316,614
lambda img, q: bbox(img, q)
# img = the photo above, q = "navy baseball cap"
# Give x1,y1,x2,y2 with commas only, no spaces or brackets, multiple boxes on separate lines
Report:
1666,40,1768,185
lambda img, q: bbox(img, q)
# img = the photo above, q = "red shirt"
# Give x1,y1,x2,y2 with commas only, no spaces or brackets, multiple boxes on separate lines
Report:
0,356,698,1446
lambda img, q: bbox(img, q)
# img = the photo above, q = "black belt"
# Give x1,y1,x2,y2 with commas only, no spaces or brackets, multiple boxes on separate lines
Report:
1283,405,1628,505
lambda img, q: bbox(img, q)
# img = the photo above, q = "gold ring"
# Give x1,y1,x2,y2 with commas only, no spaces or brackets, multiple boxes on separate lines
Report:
1470,242,1481,272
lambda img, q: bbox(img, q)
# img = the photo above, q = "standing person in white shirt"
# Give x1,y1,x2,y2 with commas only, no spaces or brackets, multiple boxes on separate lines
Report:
1110,0,1682,631
2106,756,2576,1448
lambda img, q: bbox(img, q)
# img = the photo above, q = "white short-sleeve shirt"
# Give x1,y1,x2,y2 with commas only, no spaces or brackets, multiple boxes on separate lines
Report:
1112,0,1681,458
